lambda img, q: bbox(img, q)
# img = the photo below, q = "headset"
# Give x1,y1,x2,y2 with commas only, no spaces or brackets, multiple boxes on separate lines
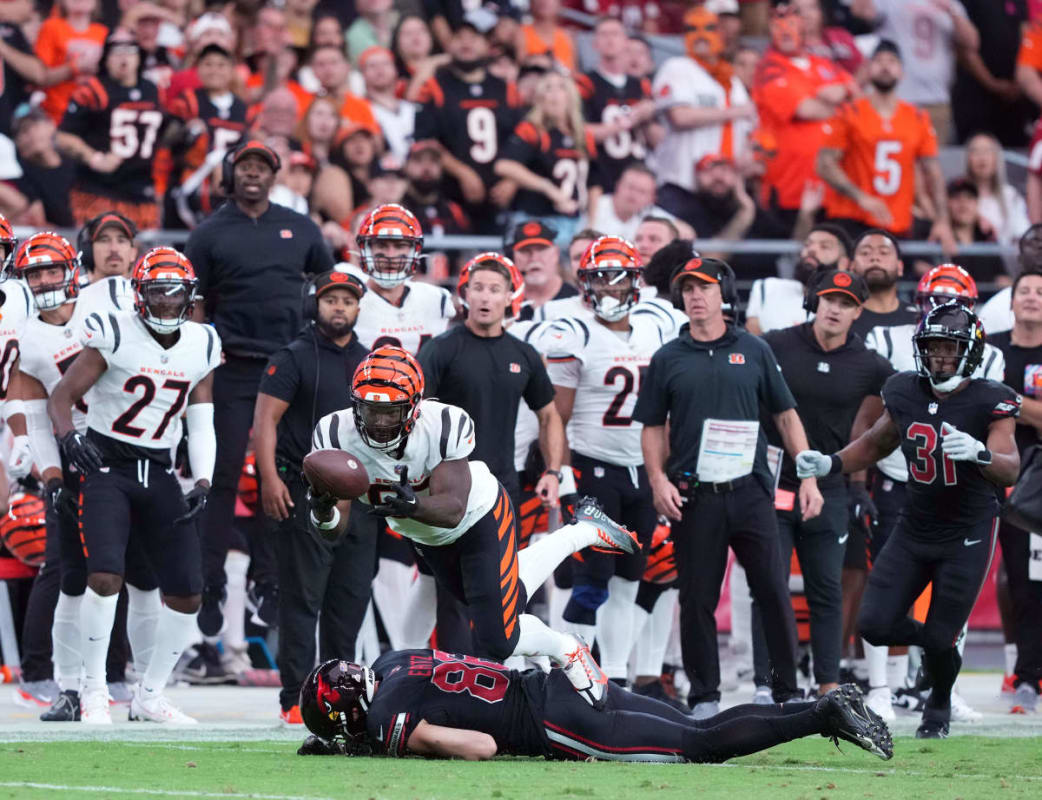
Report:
302,273,319,323
670,256,740,318
76,211,138,272
802,270,868,314
221,140,283,196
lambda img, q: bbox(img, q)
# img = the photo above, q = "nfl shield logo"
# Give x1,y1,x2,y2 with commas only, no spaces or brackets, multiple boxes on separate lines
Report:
594,467,605,478
928,402,938,415
509,363,521,373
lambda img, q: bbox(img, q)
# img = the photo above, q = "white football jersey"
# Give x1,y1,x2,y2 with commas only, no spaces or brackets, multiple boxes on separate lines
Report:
0,278,33,400
77,275,134,313
311,399,499,546
81,311,222,450
540,313,672,466
536,293,687,338
746,278,810,333
354,280,455,355
865,322,1005,482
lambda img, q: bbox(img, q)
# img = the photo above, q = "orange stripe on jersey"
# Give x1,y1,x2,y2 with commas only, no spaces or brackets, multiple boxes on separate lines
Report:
1018,22,1042,71
421,78,445,107
575,73,594,100
506,81,520,108
516,120,540,146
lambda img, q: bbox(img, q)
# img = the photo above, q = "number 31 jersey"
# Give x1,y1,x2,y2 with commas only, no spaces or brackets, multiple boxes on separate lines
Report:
882,371,1020,537
81,310,221,455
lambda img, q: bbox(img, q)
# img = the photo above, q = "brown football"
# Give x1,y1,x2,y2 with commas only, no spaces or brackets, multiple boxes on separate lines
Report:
302,449,370,500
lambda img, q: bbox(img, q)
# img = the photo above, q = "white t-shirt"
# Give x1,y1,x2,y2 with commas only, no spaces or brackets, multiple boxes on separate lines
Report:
977,186,1030,248
978,287,1014,336
745,278,809,333
583,195,676,242
371,99,417,164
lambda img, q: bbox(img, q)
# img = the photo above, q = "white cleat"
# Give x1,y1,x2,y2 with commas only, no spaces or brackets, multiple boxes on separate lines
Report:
950,689,982,722
80,688,113,725
129,687,198,724
560,636,608,709
865,686,896,722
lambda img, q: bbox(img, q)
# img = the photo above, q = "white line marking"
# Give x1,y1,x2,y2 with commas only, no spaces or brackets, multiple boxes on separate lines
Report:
707,762,1042,782
0,782,334,800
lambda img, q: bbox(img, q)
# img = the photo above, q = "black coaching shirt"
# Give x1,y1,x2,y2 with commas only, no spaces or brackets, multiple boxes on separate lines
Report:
418,325,555,495
257,325,369,469
988,329,1042,456
633,323,796,491
764,323,895,491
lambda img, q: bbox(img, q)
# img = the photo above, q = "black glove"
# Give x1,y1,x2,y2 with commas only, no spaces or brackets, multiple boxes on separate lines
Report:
307,485,337,518
58,431,104,476
372,466,419,518
848,480,878,531
175,483,209,524
45,477,79,521
297,735,347,756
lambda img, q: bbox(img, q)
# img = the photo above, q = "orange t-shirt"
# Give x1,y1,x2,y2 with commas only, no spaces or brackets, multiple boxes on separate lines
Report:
821,98,938,233
243,74,314,119
339,92,380,137
34,17,109,124
520,24,576,72
1018,21,1042,71
753,50,851,211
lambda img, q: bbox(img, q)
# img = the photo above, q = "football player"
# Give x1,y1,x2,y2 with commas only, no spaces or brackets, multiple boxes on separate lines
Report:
309,346,640,707
798,303,1022,739
0,213,33,481
296,653,893,761
48,247,221,724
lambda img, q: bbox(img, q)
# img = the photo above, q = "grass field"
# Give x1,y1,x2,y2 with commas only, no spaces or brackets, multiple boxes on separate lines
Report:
2,735,1041,800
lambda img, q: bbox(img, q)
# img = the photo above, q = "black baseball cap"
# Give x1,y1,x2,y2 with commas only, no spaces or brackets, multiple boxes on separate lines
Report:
814,269,869,305
947,177,978,198
196,42,233,62
671,256,730,286
233,140,281,172
510,220,558,249
314,270,365,300
873,39,901,60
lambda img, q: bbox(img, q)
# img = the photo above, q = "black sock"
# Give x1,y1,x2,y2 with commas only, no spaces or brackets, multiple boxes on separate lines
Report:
682,708,825,763
923,647,961,710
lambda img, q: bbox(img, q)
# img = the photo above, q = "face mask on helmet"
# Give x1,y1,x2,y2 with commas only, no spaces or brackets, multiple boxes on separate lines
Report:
916,291,974,318
912,304,984,392
359,236,421,288
914,336,970,392
353,398,414,452
581,269,639,322
301,659,375,745
23,263,77,311
137,280,195,334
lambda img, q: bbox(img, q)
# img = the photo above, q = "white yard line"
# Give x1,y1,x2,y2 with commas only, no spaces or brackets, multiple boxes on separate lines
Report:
709,762,1042,781
0,782,334,800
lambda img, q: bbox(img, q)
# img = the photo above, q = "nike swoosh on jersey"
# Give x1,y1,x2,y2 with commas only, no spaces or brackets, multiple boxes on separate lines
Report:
838,534,849,544
964,538,982,546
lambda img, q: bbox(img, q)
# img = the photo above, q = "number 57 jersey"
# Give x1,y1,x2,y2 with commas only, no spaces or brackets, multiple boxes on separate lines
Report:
81,310,221,455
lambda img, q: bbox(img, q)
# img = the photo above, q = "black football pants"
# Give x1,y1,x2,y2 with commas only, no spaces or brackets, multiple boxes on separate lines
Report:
997,520,1042,687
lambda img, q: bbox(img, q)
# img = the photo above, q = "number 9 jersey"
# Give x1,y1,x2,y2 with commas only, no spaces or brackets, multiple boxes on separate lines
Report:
80,309,221,454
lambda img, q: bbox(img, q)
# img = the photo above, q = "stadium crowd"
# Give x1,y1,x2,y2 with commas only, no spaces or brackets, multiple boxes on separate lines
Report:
0,0,1041,750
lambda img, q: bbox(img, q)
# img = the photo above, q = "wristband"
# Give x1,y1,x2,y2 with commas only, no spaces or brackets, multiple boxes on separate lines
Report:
310,506,340,531
829,454,843,476
543,469,562,482
977,448,992,466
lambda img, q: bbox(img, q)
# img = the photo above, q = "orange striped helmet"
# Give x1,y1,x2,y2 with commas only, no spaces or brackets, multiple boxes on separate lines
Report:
0,492,47,568
13,232,81,310
0,213,16,275
351,345,425,452
132,247,198,334
356,203,423,288
642,523,677,585
578,235,643,322
915,263,978,315
458,252,525,319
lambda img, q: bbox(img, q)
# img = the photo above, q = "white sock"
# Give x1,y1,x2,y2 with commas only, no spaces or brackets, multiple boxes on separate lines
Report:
887,653,909,689
141,605,198,696
355,602,381,664
630,605,649,669
595,577,639,680
371,558,415,649
956,623,968,657
512,613,575,664
547,582,571,631
397,573,436,649
126,585,161,676
1005,643,1018,675
864,639,889,689
636,588,677,677
518,522,603,596
222,550,250,650
52,592,82,692
502,655,526,670
560,620,596,646
851,657,868,681
80,588,119,692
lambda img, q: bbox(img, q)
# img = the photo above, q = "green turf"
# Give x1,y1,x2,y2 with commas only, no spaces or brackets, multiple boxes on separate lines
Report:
1,736,1041,799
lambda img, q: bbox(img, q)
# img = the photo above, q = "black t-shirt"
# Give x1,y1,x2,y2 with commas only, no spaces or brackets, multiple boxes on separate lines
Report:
257,326,369,469
0,22,32,137
575,70,652,192
366,649,544,757
418,325,555,491
184,201,334,358
882,371,1020,538
15,157,76,227
633,324,796,491
168,87,248,161
850,301,919,340
987,330,1042,456
500,122,601,219
764,324,894,491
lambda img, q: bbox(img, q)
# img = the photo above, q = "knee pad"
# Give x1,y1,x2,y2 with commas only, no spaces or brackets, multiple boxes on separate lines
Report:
563,584,609,625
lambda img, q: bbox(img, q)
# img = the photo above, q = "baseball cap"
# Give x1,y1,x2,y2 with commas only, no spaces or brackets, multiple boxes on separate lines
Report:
814,269,869,305
705,0,740,14
196,42,233,61
233,140,281,172
187,12,233,43
947,176,978,198
408,139,442,157
671,256,731,286
314,270,365,300
91,212,136,242
510,220,558,250
696,153,734,172
288,151,317,171
458,7,499,35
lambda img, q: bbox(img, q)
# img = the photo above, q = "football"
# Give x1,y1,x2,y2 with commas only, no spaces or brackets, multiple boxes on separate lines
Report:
302,449,370,500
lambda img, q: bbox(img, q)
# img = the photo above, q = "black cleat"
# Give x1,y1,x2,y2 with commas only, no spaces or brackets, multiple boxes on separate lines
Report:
247,581,279,629
197,583,226,637
818,684,894,760
632,679,692,715
40,689,80,721
916,707,950,739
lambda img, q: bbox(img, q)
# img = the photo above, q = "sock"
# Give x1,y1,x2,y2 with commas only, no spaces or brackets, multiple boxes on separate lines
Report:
52,592,83,692
355,602,381,664
547,582,571,631
887,654,909,689
560,620,596,647
222,550,250,650
851,658,868,681
397,574,437,649
1005,643,1019,675
126,585,161,677
512,613,576,664
864,640,888,689
594,577,639,680
371,558,415,649
141,606,199,696
635,588,677,677
518,522,603,596
683,707,824,763
80,588,119,693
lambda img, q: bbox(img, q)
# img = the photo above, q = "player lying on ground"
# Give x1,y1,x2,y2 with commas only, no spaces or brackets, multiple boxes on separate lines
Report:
295,651,893,762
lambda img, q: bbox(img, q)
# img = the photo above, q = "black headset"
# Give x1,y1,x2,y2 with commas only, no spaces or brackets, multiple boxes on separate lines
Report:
76,211,138,272
670,257,740,317
221,140,283,196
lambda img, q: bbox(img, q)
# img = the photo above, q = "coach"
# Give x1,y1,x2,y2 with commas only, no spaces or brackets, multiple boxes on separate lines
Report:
761,271,894,695
186,139,334,635
634,257,821,718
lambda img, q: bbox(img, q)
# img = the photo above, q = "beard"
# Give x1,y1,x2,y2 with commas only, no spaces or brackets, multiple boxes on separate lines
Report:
317,316,354,339
410,177,439,196
795,258,839,285
870,75,898,93
860,267,897,291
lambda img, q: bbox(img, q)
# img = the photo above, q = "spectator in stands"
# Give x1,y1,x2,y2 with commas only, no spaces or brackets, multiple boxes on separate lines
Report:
945,177,1006,284
652,7,756,219
361,46,415,163
567,227,603,275
851,0,979,145
10,108,74,227
121,2,178,100
519,0,575,72
298,97,341,165
964,133,1030,248
1017,19,1042,111
706,0,742,59
794,0,863,77
732,45,762,92
34,0,108,126
509,220,579,320
393,14,444,88
252,87,302,151
753,3,854,231
634,215,680,266
347,0,397,66
0,0,66,139
167,12,237,100
585,163,672,242
271,150,317,215
361,158,409,217
310,13,346,51
953,0,1030,147
402,141,470,235
308,45,379,134
625,34,655,81
285,0,319,52
244,6,308,111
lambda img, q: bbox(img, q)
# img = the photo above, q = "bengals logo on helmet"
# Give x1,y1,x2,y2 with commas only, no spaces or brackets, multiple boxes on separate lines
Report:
350,346,425,452
132,247,198,334
577,236,642,322
356,204,423,289
0,492,47,568
13,232,81,310
915,263,977,313
0,212,16,274
457,252,525,318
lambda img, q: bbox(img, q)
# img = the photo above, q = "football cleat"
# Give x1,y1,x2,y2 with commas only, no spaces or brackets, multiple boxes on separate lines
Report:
12,679,58,708
108,681,133,705
80,688,113,725
572,497,640,554
247,581,279,629
40,690,81,722
1010,682,1039,714
561,635,608,709
949,689,982,722
892,684,927,712
129,687,198,724
298,734,348,756
753,685,774,705
691,700,720,720
915,707,950,739
865,686,896,723
175,642,231,685
221,643,252,677
1001,673,1017,696
632,679,691,714
197,583,226,637
818,684,893,760
280,705,304,725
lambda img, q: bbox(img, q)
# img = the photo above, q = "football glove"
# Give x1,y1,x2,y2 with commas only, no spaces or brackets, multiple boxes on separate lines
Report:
940,423,989,464
7,435,32,480
848,480,878,530
297,735,347,756
307,486,337,519
796,449,832,479
44,477,79,522
58,430,104,476
175,483,209,524
371,466,419,518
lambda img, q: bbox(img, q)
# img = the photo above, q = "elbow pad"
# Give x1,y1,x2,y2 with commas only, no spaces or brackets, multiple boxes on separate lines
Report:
25,398,61,474
186,402,216,484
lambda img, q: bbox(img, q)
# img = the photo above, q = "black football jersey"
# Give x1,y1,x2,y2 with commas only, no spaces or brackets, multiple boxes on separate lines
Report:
366,649,544,757
168,87,248,163
575,71,652,192
414,68,521,185
882,371,1021,537
60,76,165,202
500,122,601,218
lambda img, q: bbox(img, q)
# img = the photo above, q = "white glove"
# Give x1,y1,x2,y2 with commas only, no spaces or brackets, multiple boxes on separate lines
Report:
940,422,987,463
7,435,33,480
796,450,832,479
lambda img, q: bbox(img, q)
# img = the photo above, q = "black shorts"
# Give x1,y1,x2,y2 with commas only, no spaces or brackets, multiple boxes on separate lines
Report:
411,483,525,661
78,459,202,597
